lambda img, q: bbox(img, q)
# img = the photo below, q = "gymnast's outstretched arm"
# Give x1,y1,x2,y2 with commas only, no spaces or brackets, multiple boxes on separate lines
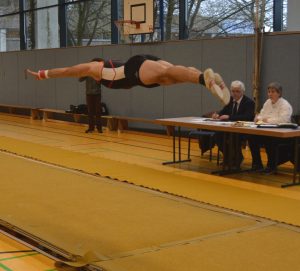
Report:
26,61,103,81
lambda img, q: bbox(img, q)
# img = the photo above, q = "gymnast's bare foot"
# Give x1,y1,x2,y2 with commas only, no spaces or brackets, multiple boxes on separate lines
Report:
204,68,225,105
214,73,230,105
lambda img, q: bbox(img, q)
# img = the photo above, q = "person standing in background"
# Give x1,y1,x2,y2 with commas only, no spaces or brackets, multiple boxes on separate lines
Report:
79,76,103,133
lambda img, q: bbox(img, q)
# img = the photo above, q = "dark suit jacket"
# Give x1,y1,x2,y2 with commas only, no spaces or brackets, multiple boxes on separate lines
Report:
198,95,255,154
218,95,255,121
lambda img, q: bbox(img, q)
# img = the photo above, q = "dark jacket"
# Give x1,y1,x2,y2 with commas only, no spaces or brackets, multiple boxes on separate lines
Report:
218,95,255,121
79,77,101,95
198,95,255,154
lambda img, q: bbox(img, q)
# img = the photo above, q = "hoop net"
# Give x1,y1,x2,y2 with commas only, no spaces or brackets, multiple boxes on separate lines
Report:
114,20,141,42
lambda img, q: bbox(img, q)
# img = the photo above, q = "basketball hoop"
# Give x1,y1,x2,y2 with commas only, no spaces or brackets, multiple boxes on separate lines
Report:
115,20,141,34
115,20,141,29
118,0,154,42
114,20,142,43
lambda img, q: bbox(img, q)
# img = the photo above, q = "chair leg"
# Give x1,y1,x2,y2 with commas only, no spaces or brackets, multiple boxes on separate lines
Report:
217,147,220,165
274,144,280,174
188,136,191,159
209,136,212,161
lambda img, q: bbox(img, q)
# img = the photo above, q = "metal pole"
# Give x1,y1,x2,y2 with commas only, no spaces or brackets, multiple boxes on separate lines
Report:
111,0,119,44
58,0,67,47
273,0,283,31
179,0,188,40
19,0,27,50
159,0,164,41
253,0,263,113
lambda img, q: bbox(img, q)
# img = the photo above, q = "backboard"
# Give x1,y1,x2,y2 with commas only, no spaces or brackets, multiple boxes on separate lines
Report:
123,0,154,35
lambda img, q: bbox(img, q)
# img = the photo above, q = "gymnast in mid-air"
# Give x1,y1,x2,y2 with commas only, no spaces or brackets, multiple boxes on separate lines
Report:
26,54,230,105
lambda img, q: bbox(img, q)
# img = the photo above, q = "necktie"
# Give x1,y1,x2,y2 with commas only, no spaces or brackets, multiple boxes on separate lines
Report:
232,102,238,115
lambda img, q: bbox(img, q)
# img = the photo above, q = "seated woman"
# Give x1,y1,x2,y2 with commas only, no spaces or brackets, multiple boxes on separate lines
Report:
248,82,293,173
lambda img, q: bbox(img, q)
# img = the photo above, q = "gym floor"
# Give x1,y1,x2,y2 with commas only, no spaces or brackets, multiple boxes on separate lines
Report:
1,112,300,271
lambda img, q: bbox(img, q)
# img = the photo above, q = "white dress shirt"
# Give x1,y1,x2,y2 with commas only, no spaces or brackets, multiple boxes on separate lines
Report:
257,97,293,124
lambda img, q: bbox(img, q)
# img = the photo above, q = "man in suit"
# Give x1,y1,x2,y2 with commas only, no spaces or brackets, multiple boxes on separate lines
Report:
212,80,255,122
211,80,255,167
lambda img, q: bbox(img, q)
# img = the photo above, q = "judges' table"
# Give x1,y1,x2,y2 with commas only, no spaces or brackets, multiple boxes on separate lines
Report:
156,117,300,188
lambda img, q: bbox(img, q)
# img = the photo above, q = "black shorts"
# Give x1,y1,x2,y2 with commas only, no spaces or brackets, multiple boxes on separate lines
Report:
124,55,161,88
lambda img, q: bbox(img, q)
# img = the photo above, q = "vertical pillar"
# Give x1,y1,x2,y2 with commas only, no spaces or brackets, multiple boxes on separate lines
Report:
273,0,283,31
179,0,188,40
59,0,67,47
19,0,27,50
111,0,119,44
159,0,164,41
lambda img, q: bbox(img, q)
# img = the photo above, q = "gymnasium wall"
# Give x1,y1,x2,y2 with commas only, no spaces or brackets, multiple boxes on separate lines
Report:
0,32,299,127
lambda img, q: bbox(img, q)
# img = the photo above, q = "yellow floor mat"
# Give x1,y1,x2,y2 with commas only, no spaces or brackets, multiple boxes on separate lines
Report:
97,224,300,271
1,151,300,271
0,151,258,266
1,135,300,227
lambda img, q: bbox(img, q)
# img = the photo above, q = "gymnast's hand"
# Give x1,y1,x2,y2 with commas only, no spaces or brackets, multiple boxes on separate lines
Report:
26,69,49,80
26,69,39,80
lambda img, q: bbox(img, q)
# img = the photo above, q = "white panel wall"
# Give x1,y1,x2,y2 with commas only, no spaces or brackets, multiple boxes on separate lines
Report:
0,34,300,130
287,0,300,31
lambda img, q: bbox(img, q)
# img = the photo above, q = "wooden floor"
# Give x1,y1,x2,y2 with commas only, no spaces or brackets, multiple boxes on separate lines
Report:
0,231,57,271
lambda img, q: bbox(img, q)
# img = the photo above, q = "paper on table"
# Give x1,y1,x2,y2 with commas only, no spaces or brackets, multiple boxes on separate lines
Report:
234,121,257,128
189,118,207,123
190,118,235,125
